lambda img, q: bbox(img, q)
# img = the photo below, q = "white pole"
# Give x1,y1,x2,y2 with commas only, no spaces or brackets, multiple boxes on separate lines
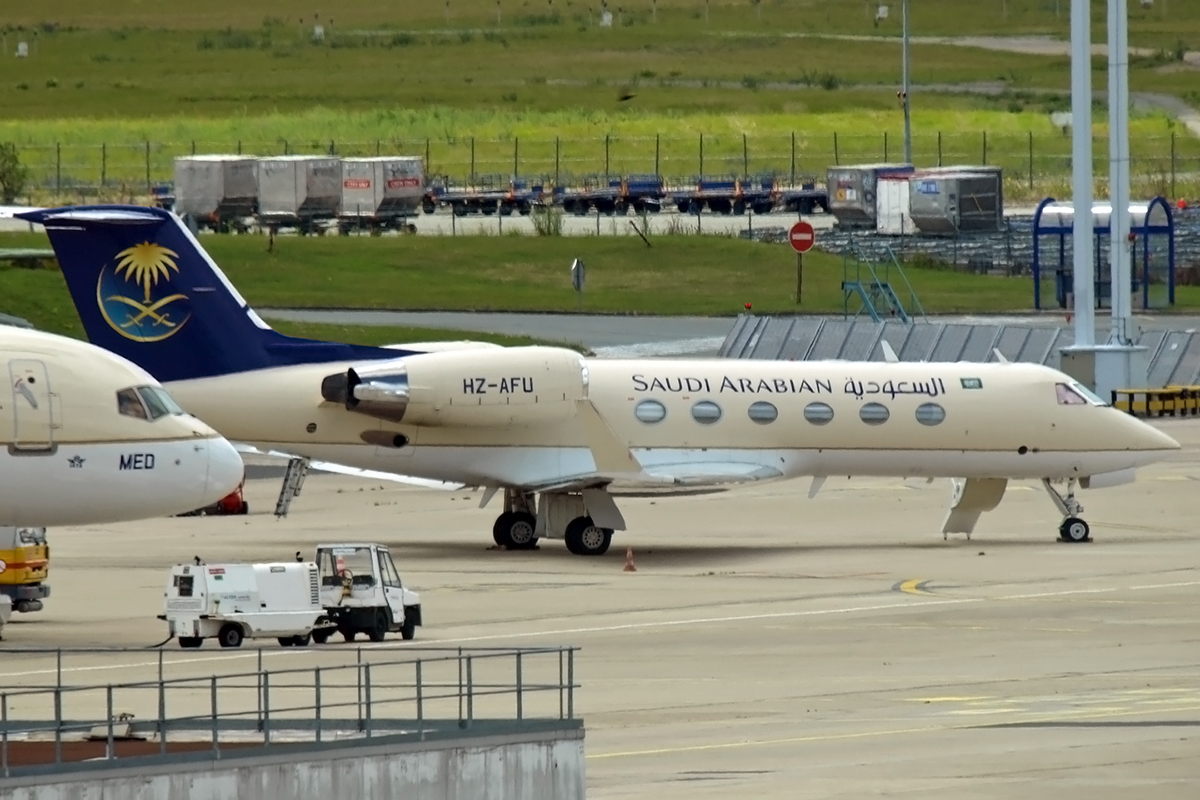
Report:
1107,0,1132,344
1070,0,1094,346
902,0,912,164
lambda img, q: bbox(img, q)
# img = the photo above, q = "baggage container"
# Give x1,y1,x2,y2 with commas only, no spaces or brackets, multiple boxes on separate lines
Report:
173,156,258,231
826,163,913,228
256,155,341,231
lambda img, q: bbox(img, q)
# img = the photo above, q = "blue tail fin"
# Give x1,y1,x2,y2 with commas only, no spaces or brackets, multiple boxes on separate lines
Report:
19,205,417,382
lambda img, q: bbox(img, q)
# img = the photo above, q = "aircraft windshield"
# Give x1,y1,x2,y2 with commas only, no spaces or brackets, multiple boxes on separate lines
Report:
137,386,184,419
117,388,148,419
1071,381,1110,406
1056,382,1109,407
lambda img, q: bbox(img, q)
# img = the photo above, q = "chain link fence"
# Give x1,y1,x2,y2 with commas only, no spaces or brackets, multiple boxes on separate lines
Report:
13,131,1200,206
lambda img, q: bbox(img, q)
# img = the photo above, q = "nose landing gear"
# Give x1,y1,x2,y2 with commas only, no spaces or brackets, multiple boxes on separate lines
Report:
1042,478,1091,543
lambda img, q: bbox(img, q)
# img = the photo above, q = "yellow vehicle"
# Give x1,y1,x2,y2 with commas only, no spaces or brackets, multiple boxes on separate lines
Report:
0,527,50,613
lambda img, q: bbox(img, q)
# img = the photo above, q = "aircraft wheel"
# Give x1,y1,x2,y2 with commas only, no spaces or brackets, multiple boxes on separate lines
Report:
494,511,538,550
178,637,203,649
565,516,613,556
1059,517,1091,543
217,624,244,648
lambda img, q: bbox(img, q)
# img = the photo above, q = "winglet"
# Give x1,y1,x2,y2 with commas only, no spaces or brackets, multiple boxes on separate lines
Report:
992,348,1009,363
576,400,642,474
880,340,899,363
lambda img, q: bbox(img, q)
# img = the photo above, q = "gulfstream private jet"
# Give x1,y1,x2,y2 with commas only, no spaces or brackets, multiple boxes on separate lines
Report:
24,205,1180,555
0,324,245,525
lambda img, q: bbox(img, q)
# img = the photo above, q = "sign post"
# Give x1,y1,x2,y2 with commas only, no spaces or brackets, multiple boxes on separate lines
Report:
788,220,815,303
571,258,586,311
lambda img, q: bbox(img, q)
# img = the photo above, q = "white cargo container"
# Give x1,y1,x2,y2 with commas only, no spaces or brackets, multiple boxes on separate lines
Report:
173,156,258,231
256,155,342,230
826,163,914,228
338,156,423,234
875,173,914,235
160,561,331,649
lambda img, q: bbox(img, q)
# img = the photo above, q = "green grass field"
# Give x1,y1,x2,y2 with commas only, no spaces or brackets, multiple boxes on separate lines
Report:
4,230,1199,342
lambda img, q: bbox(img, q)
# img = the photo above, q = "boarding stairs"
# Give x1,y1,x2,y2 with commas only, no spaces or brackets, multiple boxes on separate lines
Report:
841,242,926,325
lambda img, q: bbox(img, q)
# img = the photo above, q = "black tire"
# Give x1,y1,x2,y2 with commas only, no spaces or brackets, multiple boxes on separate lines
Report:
239,501,249,515
368,609,389,643
293,633,311,647
312,629,331,644
565,516,613,556
341,628,356,643
277,637,294,647
400,612,417,641
495,511,538,550
1059,517,1091,543
492,512,514,546
217,624,244,649
178,637,203,649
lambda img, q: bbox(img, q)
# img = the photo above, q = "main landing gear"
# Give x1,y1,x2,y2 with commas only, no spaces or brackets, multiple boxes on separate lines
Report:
1042,478,1091,543
490,489,617,556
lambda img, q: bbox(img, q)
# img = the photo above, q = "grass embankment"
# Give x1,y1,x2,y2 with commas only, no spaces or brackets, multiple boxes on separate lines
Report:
4,230,1199,343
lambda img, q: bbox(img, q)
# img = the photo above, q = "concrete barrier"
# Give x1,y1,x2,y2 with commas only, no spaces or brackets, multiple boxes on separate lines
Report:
0,724,585,800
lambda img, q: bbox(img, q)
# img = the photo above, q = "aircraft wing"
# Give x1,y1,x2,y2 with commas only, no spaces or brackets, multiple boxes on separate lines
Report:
518,461,783,495
232,443,467,491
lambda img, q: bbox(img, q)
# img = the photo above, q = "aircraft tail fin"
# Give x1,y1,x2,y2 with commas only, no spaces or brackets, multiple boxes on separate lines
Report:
18,205,414,382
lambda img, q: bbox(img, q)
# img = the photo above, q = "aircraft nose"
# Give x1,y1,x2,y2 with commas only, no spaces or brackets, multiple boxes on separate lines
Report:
202,436,245,507
1136,420,1181,452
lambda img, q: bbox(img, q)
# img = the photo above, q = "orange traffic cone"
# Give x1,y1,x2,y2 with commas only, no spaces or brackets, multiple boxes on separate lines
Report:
623,546,637,572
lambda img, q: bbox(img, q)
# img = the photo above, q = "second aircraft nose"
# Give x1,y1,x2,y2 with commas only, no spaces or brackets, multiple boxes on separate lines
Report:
200,436,245,508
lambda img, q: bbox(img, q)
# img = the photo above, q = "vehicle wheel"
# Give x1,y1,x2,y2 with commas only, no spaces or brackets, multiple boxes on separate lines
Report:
565,516,613,556
239,501,249,515
178,637,203,649
293,633,311,647
341,628,356,643
400,613,417,641
278,637,294,647
495,511,538,550
1059,517,1091,543
312,630,331,644
217,624,244,648
368,609,389,643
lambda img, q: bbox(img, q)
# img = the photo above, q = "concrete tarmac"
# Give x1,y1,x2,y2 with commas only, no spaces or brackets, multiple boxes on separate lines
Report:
4,419,1200,798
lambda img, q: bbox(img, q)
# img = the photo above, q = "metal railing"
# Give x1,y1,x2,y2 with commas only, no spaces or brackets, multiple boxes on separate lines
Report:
0,645,578,776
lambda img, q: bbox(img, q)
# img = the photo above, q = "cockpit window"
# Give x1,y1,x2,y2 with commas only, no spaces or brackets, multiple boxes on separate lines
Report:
1056,383,1088,405
137,386,184,419
1071,381,1109,406
117,388,148,419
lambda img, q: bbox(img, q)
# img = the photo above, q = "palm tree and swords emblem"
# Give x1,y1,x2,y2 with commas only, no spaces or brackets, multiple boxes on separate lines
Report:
98,241,191,342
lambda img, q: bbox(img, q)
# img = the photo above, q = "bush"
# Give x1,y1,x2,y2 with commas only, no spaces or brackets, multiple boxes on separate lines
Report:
530,205,564,236
0,142,30,203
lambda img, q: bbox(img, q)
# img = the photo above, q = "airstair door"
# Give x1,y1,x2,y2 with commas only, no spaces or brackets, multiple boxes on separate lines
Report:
9,360,56,451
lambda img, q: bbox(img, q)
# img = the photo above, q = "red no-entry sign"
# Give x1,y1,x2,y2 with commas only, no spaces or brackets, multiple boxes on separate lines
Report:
789,220,816,254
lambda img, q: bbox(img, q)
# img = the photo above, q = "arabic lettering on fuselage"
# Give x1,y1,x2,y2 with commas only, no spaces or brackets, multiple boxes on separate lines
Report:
631,375,949,399
842,378,948,400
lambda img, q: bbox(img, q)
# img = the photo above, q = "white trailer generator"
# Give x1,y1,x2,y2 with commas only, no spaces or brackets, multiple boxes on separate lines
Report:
160,561,332,649
316,543,422,642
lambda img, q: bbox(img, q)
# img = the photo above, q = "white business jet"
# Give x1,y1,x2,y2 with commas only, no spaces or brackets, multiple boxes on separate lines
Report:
23,205,1179,555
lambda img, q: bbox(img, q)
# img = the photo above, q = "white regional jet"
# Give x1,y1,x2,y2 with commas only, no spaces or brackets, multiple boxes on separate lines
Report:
0,324,245,525
24,205,1180,555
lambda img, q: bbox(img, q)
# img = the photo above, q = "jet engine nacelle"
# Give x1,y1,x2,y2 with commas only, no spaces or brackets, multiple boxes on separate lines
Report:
321,346,590,427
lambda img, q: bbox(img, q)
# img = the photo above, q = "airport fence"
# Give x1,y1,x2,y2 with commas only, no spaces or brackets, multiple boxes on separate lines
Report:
12,131,1200,206
0,645,578,775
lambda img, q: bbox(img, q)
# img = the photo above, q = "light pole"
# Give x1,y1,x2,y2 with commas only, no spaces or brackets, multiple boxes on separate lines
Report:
901,0,912,163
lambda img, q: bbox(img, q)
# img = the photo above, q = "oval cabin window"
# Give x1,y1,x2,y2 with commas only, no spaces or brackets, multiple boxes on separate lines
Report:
803,402,834,425
691,400,722,425
859,402,890,425
915,402,946,426
634,399,667,424
747,401,778,424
